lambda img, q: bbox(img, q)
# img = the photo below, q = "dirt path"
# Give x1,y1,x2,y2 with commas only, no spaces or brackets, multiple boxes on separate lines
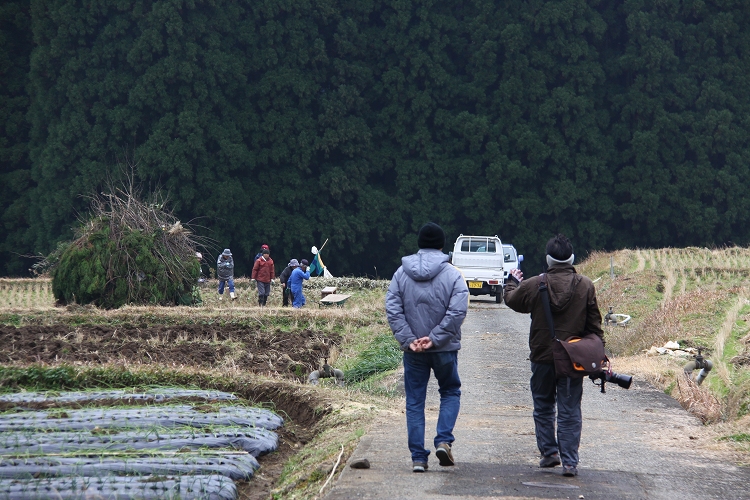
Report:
326,300,750,499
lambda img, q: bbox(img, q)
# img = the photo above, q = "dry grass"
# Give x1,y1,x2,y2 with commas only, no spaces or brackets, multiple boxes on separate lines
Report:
583,246,750,438
0,278,55,309
0,276,397,500
674,377,724,424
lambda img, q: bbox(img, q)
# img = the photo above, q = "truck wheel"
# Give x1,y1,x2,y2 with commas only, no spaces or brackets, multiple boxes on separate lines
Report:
495,292,503,303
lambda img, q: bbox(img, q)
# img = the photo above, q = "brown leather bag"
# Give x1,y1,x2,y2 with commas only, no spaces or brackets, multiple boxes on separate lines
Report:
540,274,607,378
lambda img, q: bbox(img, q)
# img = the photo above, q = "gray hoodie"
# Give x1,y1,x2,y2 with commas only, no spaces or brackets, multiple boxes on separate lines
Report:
216,255,234,280
386,249,469,352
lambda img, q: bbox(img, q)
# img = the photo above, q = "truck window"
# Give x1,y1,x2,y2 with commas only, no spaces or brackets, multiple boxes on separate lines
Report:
461,239,496,253
503,245,516,262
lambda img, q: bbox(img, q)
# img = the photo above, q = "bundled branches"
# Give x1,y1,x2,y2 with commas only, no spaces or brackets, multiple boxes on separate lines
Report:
51,173,205,308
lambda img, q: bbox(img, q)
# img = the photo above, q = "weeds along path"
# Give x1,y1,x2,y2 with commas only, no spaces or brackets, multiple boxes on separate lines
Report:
327,300,750,500
714,295,748,386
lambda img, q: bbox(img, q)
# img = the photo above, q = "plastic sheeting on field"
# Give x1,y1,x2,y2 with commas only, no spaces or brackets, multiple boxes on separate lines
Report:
0,389,238,405
0,428,278,457
0,474,237,500
0,453,259,481
0,405,283,432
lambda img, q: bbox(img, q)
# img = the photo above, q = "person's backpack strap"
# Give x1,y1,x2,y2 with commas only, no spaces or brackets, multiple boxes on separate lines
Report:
538,273,557,341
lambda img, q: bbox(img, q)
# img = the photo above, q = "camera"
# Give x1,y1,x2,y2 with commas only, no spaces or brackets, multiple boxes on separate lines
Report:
589,370,632,393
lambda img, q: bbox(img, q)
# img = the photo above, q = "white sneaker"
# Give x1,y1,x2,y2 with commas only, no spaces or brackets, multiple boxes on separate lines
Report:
230,292,236,300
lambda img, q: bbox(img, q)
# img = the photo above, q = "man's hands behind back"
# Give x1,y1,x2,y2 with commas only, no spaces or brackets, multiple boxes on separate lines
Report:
409,337,434,352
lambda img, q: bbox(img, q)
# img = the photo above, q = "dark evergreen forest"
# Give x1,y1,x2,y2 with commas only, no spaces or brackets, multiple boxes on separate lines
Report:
2,0,749,278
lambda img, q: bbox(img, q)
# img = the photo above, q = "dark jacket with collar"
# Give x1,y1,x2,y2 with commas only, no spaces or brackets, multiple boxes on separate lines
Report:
279,265,295,285
504,263,603,364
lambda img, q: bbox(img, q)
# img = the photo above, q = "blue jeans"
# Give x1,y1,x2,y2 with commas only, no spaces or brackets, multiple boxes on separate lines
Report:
291,287,305,308
403,350,461,463
530,362,583,467
218,279,235,294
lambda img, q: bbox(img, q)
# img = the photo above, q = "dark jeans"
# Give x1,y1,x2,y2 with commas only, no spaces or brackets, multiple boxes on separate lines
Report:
403,350,461,463
282,286,294,307
256,281,270,298
530,362,583,467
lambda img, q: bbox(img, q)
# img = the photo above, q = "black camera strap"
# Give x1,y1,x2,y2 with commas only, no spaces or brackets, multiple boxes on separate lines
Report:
538,273,558,342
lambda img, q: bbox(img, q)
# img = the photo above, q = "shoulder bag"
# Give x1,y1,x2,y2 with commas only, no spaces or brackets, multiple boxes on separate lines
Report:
538,273,607,378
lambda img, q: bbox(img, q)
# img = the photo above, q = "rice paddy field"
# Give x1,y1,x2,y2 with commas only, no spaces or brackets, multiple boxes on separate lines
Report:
5,248,750,497
578,247,750,434
0,276,401,499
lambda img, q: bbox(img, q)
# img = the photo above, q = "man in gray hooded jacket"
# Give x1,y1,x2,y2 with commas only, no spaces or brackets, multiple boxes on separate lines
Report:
386,222,469,473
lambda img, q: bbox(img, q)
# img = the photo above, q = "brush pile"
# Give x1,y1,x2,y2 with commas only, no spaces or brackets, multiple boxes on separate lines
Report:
51,181,202,308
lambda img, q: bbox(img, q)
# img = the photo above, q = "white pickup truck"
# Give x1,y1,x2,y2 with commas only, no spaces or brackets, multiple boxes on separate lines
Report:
449,235,506,302
502,243,524,284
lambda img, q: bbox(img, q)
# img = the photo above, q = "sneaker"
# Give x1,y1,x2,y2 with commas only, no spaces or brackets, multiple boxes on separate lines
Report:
435,442,455,466
562,465,578,477
412,462,428,473
539,453,561,468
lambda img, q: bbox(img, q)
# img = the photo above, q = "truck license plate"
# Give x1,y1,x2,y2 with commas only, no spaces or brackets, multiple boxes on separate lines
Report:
468,281,483,289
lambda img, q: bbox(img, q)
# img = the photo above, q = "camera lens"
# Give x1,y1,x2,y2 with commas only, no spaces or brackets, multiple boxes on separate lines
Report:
609,372,632,390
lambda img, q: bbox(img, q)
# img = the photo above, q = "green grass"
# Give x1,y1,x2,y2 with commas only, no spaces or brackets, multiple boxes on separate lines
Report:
342,334,402,384
720,433,750,442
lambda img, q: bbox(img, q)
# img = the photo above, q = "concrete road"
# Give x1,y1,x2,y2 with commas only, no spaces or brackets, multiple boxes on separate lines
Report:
326,299,750,499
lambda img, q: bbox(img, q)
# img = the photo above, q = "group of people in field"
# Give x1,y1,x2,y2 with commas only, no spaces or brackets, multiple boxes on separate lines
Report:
209,245,312,308
386,224,601,478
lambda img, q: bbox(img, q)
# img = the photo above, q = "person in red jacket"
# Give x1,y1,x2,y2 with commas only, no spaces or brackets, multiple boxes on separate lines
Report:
252,248,275,306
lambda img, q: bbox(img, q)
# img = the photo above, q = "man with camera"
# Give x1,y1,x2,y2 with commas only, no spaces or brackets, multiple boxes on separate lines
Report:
504,234,604,477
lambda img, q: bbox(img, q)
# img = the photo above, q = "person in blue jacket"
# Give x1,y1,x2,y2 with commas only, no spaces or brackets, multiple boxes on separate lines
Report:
289,259,311,308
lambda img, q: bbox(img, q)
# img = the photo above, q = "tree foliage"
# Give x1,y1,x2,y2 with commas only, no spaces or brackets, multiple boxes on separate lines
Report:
51,181,200,308
2,0,750,278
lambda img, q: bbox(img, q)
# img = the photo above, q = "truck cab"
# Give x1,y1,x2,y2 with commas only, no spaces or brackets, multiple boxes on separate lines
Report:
450,235,505,302
502,244,523,284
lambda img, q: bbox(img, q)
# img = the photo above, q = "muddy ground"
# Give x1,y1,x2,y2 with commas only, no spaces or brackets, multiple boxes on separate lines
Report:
0,324,344,499
0,325,341,380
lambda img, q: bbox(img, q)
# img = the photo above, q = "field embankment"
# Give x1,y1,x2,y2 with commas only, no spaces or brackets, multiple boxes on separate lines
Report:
579,248,750,449
0,277,402,499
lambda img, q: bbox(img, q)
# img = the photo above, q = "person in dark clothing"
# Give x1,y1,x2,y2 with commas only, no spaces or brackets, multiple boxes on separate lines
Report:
504,234,603,478
279,259,299,307
251,248,275,306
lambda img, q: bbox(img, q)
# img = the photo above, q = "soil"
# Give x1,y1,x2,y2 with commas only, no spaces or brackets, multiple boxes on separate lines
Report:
0,324,342,498
0,325,341,381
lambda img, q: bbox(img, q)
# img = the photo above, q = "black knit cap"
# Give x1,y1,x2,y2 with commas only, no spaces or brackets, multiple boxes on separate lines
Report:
546,234,573,260
418,222,445,250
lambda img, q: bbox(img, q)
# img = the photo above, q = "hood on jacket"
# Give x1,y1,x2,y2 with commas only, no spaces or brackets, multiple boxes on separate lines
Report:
546,264,581,313
401,249,450,282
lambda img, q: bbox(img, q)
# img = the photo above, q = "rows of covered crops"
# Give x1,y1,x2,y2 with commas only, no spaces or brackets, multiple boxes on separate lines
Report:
0,389,282,499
